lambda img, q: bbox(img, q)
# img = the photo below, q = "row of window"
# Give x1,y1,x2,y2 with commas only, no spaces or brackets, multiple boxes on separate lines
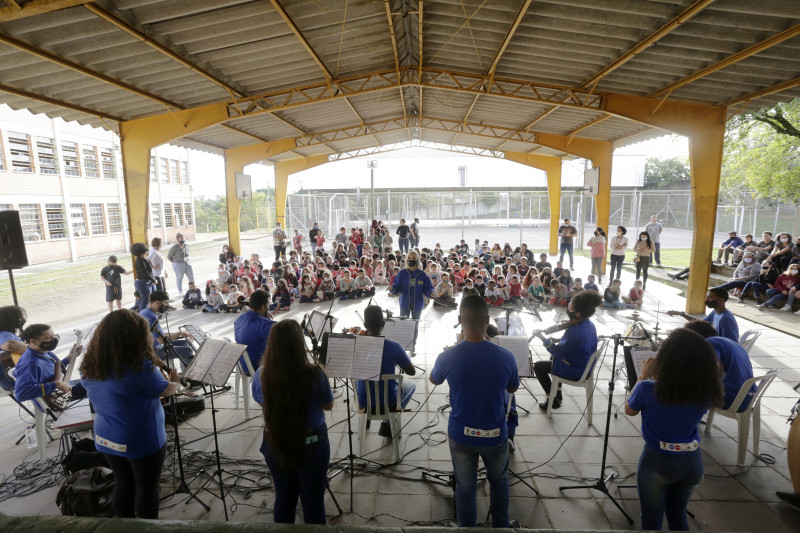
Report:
150,156,190,185
1,202,193,243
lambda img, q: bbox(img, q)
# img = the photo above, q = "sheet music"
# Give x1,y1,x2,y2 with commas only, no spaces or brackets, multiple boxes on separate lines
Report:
495,315,527,336
492,336,532,377
324,334,356,378
629,347,657,380
352,335,384,380
308,310,338,339
183,338,248,386
382,319,417,351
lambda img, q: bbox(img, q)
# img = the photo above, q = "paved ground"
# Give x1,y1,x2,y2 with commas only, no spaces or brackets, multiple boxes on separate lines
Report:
1,255,798,530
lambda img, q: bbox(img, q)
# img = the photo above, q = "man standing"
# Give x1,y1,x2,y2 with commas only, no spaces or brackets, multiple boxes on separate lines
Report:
430,295,519,527
645,215,663,267
166,233,194,294
309,222,320,258
558,218,577,271
410,217,420,248
273,222,287,261
234,290,275,373
396,219,411,253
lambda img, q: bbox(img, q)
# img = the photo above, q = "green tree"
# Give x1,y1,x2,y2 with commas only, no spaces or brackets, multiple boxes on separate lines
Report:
643,156,691,188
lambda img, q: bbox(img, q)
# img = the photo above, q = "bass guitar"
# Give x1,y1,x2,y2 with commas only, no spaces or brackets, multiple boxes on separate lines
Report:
43,329,83,412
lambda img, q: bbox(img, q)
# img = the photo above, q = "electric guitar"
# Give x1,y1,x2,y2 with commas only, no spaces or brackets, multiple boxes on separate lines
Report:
42,329,83,412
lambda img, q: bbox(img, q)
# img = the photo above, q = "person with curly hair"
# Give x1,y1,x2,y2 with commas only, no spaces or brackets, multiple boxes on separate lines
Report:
80,309,181,519
130,242,156,311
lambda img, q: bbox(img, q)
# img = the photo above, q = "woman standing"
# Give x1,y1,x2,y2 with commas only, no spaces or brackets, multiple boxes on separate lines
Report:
633,231,655,290
131,242,156,311
390,250,434,354
608,226,628,283
587,227,607,284
252,320,333,524
625,328,723,531
81,310,180,519
148,238,167,293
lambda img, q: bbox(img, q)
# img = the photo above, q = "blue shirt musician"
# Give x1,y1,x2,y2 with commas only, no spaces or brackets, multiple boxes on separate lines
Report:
532,291,603,410
389,250,434,353
430,295,519,528
13,324,71,405
81,309,181,519
667,287,739,343
139,290,194,370
234,290,275,373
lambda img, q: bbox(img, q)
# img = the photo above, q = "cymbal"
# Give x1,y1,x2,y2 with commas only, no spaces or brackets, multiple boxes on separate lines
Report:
621,312,651,324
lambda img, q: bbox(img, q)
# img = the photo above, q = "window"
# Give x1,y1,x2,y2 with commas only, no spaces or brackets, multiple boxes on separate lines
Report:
70,203,87,237
0,204,12,211
160,157,169,183
100,148,116,179
181,161,189,184
62,141,81,176
36,137,58,175
8,131,33,173
0,136,6,170
173,203,183,227
19,204,43,242
163,203,173,228
45,203,67,240
184,203,193,226
89,203,106,235
170,159,181,184
83,145,99,178
149,156,157,182
107,203,123,233
150,203,161,230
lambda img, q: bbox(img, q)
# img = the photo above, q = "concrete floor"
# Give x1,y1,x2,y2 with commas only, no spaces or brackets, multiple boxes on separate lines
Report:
0,255,798,530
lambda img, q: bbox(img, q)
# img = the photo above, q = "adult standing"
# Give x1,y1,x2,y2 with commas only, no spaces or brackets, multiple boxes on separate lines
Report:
396,218,411,253
166,233,194,294
252,320,333,524
645,215,663,267
389,250,433,354
148,238,167,293
410,217,421,248
587,227,607,284
633,231,656,290
309,222,320,258
233,291,276,373
131,242,156,311
430,295,519,527
558,217,577,270
273,222,287,261
81,309,180,519
608,226,629,284
625,328,723,531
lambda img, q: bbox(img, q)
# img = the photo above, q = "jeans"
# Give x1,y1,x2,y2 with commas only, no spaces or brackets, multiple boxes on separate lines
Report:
274,245,286,261
203,303,223,313
590,256,603,280
604,300,626,309
637,445,703,531
400,307,421,351
742,281,768,300
559,242,574,268
134,279,153,311
103,444,166,519
171,262,194,293
635,256,651,287
261,425,330,524
714,279,747,292
156,340,194,371
449,438,510,527
763,288,788,307
339,291,357,300
399,379,416,409
609,254,624,282
398,237,410,253
650,242,661,265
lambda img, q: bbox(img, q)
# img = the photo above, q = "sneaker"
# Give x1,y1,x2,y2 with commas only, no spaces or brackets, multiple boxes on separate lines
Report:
737,297,744,304
755,304,764,310
508,437,517,453
667,273,677,280
795,309,800,316
378,421,392,438
780,305,792,312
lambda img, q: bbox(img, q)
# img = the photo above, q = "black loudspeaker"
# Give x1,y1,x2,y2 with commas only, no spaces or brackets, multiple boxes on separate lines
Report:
0,210,29,270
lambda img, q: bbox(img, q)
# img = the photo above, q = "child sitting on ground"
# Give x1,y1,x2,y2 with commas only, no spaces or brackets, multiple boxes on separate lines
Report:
203,283,225,313
299,274,321,303
182,281,204,309
603,279,626,309
432,273,457,307
508,275,524,306
372,260,389,285
474,275,486,297
558,269,573,290
319,270,336,300
496,275,510,302
622,280,644,309
484,279,504,306
270,280,292,312
463,278,480,297
568,277,584,301
548,279,568,306
354,269,375,298
526,275,546,307
224,285,244,313
584,275,599,292
338,270,357,300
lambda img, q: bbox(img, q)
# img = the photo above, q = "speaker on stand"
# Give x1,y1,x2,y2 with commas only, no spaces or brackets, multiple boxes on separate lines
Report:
0,210,30,306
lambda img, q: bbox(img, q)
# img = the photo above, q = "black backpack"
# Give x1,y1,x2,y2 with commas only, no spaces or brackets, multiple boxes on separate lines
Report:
56,467,115,516
61,437,108,475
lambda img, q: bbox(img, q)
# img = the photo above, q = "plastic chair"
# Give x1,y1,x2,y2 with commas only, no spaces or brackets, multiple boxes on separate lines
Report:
705,368,780,466
355,374,404,461
546,339,609,426
234,355,256,418
738,330,761,354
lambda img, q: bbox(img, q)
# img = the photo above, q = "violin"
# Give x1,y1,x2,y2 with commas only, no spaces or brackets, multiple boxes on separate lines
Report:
341,326,367,336
533,318,581,337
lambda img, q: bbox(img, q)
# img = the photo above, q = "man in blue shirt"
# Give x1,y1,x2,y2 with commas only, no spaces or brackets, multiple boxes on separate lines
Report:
13,324,71,407
359,305,416,438
234,290,275,373
715,231,744,266
430,295,519,528
668,288,739,343
390,250,433,354
140,291,194,370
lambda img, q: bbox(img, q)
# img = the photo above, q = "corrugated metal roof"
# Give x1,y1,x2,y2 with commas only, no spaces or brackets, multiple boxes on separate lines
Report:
0,0,797,161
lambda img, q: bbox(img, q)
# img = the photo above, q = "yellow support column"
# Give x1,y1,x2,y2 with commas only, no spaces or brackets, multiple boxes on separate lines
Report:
274,155,329,229
503,152,562,255
120,103,228,246
603,94,727,313
223,139,297,255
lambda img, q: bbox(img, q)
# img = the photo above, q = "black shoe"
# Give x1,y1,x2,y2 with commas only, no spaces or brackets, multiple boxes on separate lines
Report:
777,491,800,510
539,398,561,410
166,305,178,311
667,273,676,280
378,421,392,438
202,308,209,312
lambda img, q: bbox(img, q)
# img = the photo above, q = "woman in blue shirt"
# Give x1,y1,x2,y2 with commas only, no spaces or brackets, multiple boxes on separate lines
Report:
389,250,434,354
0,305,28,391
81,309,181,519
625,328,723,531
252,319,333,524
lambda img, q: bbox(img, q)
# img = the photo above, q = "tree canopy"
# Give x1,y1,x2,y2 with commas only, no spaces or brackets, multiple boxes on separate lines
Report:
643,156,690,188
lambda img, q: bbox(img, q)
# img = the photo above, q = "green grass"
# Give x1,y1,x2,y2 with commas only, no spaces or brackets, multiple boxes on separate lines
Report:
550,248,693,268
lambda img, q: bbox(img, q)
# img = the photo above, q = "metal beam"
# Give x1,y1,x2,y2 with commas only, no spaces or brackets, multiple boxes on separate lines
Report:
581,0,717,88
0,82,124,122
417,0,423,82
384,0,401,78
329,139,505,161
650,23,800,97
0,0,90,22
720,76,800,107
566,115,612,139
271,0,333,80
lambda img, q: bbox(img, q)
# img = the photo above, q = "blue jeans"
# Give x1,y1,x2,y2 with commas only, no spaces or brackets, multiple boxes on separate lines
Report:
261,425,330,524
399,307,421,351
399,379,416,409
559,242,574,268
134,279,153,311
742,281,768,300
398,237,410,253
156,339,194,371
763,288,788,307
171,262,194,293
604,300,626,309
609,254,624,282
203,303,223,313
449,438,510,527
650,242,661,265
339,291,356,300
714,279,747,292
637,445,703,531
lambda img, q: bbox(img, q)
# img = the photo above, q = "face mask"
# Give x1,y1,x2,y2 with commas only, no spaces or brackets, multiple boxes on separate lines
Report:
791,270,799,275
744,257,753,263
781,237,789,243
566,310,578,321
178,239,185,244
640,236,647,241
407,260,418,267
705,300,718,309
38,338,59,351
617,231,622,235
158,304,168,313
211,290,217,294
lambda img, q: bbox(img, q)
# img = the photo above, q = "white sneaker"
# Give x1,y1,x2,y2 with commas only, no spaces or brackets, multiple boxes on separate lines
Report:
755,304,764,310
795,309,800,316
780,305,791,312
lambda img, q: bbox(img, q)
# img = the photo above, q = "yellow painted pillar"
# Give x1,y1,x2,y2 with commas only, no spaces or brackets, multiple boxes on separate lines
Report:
503,152,562,255
223,139,296,255
273,155,328,229
603,93,727,313
532,134,614,271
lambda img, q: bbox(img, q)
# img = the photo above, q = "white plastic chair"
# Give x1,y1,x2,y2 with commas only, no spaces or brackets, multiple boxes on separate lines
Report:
546,339,609,426
738,330,761,354
705,368,780,466
355,374,404,461
234,355,256,418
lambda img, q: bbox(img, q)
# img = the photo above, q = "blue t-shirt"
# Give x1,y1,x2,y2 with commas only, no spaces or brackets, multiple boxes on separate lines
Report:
704,309,738,343
356,339,412,409
628,380,708,455
0,330,21,351
140,308,163,348
234,310,275,372
0,330,22,391
82,358,169,458
707,336,755,412
252,365,333,430
430,341,519,447
546,319,598,381
13,347,60,404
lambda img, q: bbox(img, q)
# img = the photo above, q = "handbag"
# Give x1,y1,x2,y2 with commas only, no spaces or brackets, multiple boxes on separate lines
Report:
633,255,640,263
